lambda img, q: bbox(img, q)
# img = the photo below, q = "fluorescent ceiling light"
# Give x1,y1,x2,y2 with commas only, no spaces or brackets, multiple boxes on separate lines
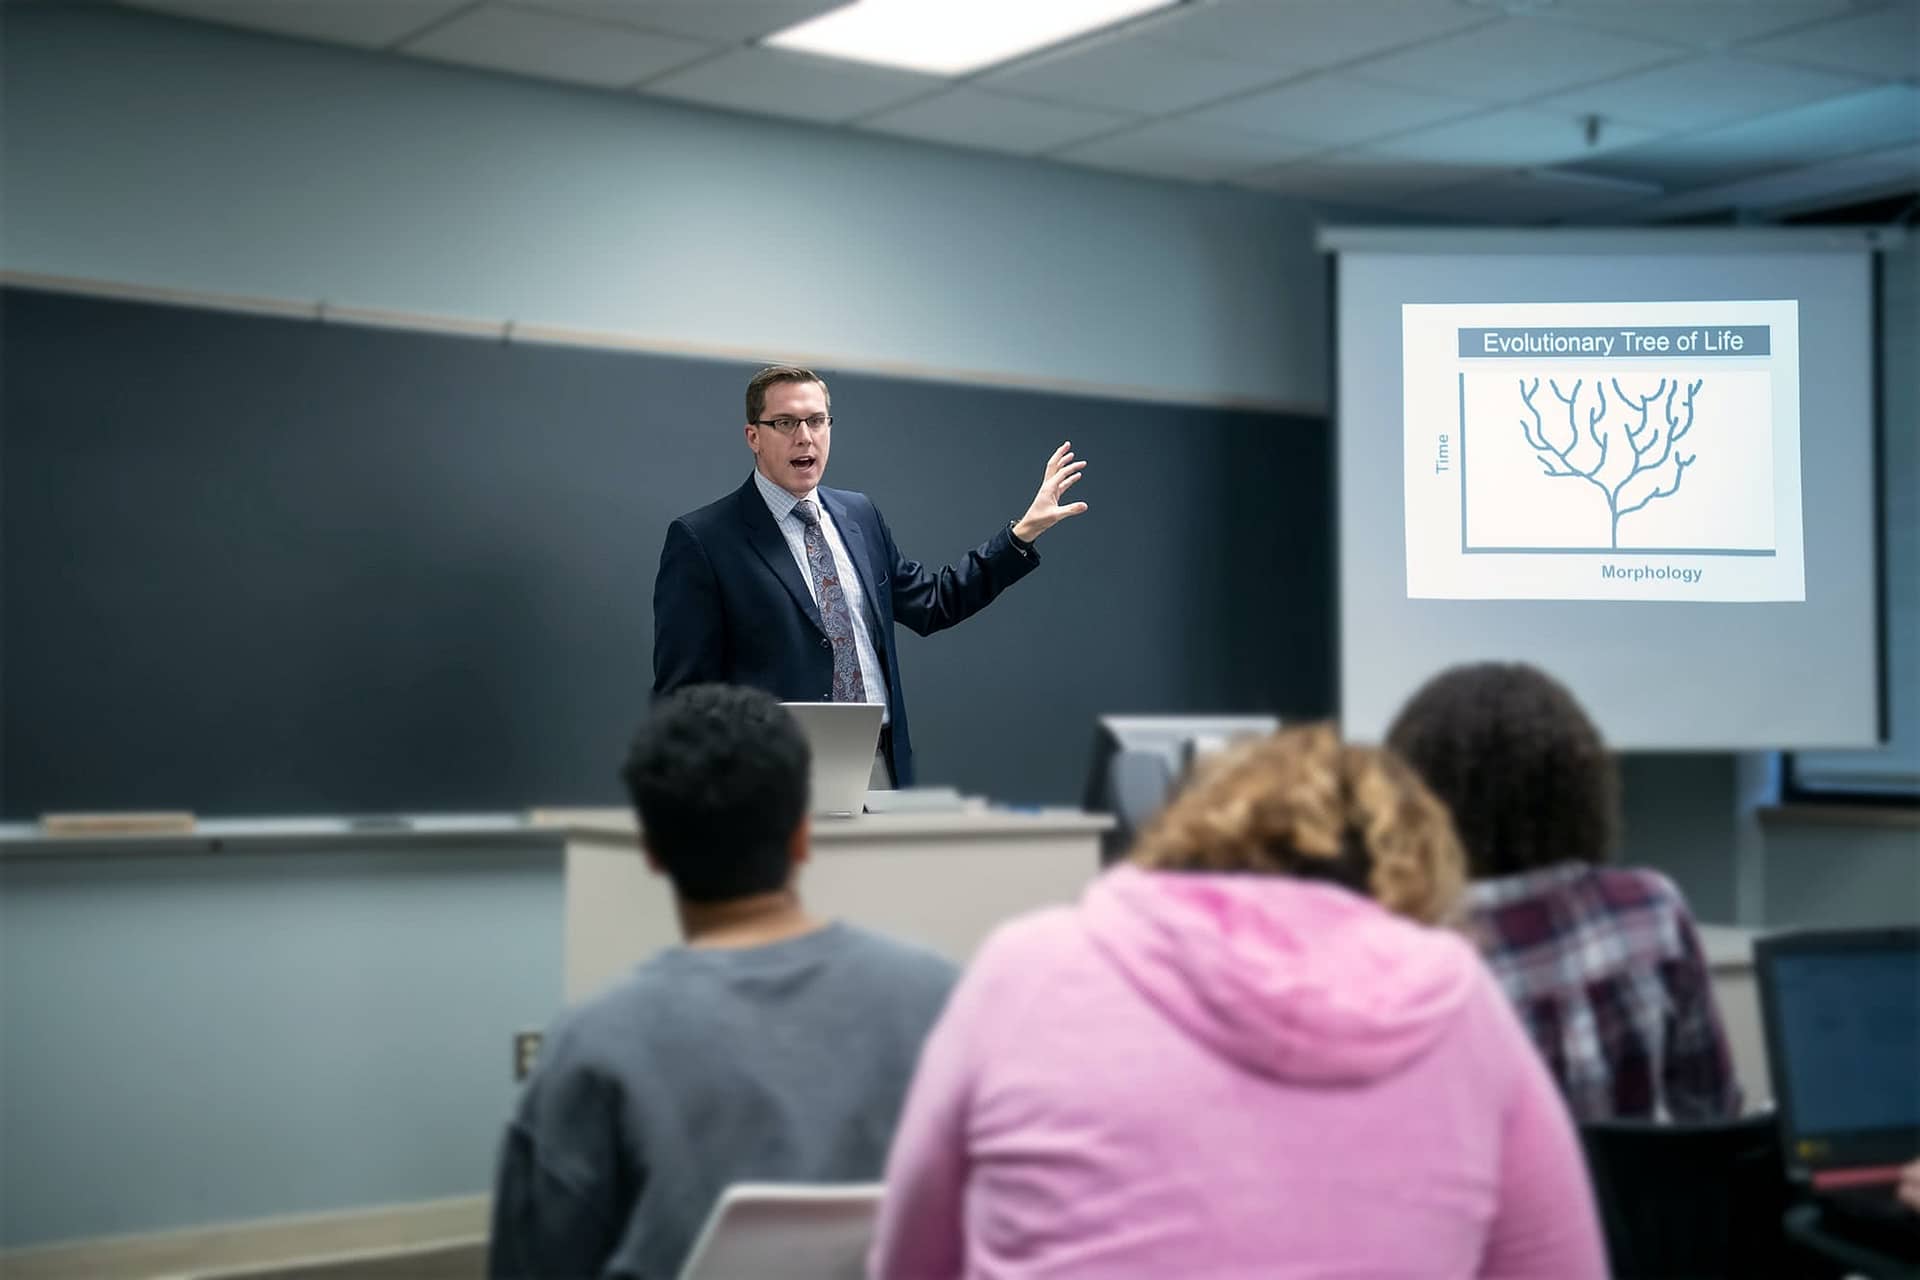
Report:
765,0,1177,77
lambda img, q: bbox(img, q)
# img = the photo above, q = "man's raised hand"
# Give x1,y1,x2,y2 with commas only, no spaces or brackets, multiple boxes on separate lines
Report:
1013,441,1089,543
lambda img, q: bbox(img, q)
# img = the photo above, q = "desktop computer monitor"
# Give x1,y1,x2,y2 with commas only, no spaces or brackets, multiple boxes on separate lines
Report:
1082,715,1280,863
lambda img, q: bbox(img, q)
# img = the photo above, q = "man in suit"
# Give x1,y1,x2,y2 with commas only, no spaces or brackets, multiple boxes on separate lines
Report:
652,364,1088,787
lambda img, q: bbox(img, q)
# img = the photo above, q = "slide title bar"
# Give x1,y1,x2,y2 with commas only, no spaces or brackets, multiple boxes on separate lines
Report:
1458,325,1771,359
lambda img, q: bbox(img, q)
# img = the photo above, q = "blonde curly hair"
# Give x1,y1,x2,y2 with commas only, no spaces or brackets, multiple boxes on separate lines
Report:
1129,722,1466,925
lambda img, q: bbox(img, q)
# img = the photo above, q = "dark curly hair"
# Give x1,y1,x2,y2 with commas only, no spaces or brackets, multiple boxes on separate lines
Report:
1384,663,1618,879
621,684,809,903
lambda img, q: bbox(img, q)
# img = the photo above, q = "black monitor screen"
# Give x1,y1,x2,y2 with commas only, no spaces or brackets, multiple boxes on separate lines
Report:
1771,947,1920,1137
1081,715,1280,810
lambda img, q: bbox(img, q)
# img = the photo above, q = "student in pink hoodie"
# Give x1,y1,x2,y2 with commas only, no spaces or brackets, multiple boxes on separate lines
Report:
871,724,1607,1279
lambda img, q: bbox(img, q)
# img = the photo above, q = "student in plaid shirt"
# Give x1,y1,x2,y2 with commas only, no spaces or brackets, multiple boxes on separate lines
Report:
1388,662,1740,1123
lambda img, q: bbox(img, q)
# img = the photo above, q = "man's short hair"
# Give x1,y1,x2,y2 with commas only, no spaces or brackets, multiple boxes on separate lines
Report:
620,685,810,903
745,364,830,424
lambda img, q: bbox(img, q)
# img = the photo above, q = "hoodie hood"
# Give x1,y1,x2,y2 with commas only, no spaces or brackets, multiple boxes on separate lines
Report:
1083,865,1479,1086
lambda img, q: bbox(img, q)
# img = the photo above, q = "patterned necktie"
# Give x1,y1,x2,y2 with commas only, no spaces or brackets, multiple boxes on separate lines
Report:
792,500,866,702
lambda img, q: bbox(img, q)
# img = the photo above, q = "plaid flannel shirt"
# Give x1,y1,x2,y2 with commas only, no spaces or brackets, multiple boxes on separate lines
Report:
1464,862,1740,1123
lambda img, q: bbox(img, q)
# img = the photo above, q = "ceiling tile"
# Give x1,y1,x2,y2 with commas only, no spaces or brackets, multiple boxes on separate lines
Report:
1564,83,1920,188
1236,150,1500,203
858,88,1134,157
1395,171,1653,222
1368,106,1662,167
982,34,1285,116
1148,0,1493,74
1737,4,1920,81
1183,73,1480,146
1537,0,1855,50
121,0,470,48
514,0,845,44
1353,16,1685,104
404,5,714,88
1057,119,1318,181
1534,55,1870,130
639,47,939,124
1604,140,1920,220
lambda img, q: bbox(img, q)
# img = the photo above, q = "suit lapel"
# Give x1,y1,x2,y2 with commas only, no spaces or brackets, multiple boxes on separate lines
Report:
820,489,886,634
733,477,824,634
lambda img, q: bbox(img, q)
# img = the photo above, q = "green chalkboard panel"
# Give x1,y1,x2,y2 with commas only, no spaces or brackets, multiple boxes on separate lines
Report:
1,287,1330,815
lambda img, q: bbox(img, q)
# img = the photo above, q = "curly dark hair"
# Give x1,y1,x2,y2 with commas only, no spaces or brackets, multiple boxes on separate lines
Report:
1384,663,1619,879
621,684,810,903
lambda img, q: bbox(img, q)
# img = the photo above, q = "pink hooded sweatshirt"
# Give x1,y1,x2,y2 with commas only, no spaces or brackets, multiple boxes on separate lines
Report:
870,867,1607,1279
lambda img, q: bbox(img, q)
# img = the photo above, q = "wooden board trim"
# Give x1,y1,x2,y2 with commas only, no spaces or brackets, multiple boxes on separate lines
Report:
1,270,1322,417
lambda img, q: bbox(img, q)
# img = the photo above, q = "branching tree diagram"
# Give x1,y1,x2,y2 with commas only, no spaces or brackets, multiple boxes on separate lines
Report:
1518,375,1701,548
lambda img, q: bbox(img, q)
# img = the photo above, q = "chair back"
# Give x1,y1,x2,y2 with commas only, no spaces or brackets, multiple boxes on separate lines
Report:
1580,1114,1801,1279
181,1237,486,1280
677,1183,881,1280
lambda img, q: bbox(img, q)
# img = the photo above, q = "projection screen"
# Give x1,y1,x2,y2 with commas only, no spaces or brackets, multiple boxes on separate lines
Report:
1327,227,1885,751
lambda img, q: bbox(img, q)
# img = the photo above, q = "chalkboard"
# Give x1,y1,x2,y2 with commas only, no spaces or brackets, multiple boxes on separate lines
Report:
1,287,1331,815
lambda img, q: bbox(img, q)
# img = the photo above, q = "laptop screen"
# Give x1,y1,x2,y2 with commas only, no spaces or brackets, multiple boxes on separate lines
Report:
1769,945,1920,1138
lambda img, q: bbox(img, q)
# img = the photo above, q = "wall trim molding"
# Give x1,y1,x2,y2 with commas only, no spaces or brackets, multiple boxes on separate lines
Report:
0,1195,489,1280
1,270,1322,418
1317,225,1907,255
1758,802,1920,829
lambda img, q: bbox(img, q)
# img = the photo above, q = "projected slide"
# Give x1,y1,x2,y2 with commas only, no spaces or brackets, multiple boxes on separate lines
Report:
1403,301,1804,602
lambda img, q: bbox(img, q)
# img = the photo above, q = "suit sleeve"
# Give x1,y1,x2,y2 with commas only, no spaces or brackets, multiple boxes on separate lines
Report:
881,508,1041,639
652,518,726,695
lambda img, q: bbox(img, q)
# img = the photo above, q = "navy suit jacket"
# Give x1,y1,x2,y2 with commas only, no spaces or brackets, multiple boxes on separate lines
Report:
651,475,1040,786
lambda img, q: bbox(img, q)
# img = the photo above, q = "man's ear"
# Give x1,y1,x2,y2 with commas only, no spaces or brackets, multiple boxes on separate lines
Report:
641,836,666,878
786,814,811,872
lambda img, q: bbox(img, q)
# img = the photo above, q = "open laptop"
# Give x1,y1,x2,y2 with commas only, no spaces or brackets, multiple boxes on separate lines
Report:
677,1183,881,1280
1755,926,1920,1257
781,702,883,818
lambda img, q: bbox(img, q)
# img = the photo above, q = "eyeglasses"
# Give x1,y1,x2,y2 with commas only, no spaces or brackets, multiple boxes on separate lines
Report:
752,414,833,434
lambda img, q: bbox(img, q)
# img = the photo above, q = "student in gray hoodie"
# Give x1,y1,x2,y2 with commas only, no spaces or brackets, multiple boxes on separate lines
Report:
488,685,956,1280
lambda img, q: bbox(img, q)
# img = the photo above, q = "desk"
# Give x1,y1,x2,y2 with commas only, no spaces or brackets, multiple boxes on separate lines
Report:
547,807,1112,1001
1785,1201,1920,1279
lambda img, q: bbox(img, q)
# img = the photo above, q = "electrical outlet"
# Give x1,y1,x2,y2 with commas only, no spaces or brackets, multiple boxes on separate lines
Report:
513,1030,543,1082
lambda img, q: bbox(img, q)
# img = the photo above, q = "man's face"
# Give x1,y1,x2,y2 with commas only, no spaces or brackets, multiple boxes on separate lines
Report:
746,379,832,498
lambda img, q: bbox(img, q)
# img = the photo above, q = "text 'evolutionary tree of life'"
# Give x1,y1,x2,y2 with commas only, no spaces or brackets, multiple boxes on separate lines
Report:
1402,300,1805,603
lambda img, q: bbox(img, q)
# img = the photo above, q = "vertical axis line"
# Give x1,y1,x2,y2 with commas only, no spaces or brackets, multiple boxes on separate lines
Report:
1458,371,1468,554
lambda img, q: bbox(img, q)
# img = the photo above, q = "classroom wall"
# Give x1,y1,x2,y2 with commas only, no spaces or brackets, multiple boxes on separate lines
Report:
0,840,565,1249
0,15,1334,1246
0,0,1908,1252
1761,817,1920,927
1620,754,1744,922
0,5,1328,411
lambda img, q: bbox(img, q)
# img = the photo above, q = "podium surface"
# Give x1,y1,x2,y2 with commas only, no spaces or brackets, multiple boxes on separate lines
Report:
550,806,1111,1001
